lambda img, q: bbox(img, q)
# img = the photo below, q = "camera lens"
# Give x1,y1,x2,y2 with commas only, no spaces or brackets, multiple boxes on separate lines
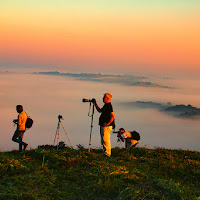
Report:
82,99,91,102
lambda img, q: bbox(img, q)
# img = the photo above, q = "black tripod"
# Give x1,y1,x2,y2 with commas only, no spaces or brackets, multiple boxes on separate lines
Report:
54,115,73,150
88,103,95,152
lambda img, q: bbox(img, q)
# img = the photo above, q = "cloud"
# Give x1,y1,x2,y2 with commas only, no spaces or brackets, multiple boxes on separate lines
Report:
122,101,170,110
35,71,171,88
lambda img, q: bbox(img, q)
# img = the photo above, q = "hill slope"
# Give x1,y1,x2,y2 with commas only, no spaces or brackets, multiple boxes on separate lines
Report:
0,147,200,200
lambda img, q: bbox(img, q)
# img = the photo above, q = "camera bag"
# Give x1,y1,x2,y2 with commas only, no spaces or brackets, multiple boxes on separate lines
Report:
131,131,140,141
25,116,33,129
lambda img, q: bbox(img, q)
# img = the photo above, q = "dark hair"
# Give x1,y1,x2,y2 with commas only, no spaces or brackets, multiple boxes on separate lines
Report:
16,105,23,113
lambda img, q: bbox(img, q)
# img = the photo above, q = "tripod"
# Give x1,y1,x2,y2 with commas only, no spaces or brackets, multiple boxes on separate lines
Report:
88,103,94,152
54,115,73,150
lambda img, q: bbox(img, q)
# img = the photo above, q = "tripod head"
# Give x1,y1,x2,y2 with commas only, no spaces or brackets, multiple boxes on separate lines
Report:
58,115,63,122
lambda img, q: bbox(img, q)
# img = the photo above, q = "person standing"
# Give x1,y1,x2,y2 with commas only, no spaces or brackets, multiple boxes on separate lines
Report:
12,105,28,151
93,93,115,157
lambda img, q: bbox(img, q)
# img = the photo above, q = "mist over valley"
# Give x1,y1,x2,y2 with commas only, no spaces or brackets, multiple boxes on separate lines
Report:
0,71,200,152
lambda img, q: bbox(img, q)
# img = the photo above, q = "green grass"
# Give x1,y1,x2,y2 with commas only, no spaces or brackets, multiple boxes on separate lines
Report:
0,147,200,200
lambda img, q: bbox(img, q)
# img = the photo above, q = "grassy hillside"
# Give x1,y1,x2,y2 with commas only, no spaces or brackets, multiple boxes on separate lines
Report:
0,147,199,200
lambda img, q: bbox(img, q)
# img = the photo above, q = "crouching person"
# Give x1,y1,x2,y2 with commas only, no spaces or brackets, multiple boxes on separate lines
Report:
12,105,29,151
117,128,140,148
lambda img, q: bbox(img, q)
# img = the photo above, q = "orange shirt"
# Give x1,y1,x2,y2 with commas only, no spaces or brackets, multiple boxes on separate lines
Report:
122,131,138,145
121,131,132,139
18,111,27,130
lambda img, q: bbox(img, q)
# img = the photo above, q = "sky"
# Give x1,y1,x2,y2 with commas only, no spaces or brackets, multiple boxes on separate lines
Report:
0,0,200,74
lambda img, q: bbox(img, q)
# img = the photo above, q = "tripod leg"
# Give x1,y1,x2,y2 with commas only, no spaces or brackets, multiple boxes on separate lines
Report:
60,122,73,148
54,126,58,146
57,122,60,150
54,121,60,150
88,104,94,152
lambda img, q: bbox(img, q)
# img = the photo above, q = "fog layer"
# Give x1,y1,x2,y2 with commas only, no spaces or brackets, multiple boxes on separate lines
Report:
0,73,199,152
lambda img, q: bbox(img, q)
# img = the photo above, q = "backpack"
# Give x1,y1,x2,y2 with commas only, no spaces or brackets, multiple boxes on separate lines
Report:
131,131,140,141
26,117,33,129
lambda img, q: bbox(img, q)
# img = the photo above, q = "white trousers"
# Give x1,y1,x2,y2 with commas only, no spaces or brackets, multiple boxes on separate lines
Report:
100,126,112,157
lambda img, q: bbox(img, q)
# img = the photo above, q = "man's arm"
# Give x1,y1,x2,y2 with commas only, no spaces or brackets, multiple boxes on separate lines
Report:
93,100,102,113
117,132,125,142
18,114,22,126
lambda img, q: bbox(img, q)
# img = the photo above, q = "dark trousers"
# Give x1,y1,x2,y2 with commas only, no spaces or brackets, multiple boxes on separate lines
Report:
12,129,27,151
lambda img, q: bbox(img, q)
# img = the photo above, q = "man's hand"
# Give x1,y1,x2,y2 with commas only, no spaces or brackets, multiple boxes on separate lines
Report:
13,119,18,124
103,123,108,127
117,132,125,142
92,98,96,105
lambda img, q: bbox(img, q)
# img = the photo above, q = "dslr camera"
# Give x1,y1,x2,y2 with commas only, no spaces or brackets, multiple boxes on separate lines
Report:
58,115,63,121
82,98,96,103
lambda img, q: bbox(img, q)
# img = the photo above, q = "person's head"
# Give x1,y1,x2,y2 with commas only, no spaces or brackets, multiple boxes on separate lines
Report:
103,93,112,103
119,128,125,134
16,105,23,113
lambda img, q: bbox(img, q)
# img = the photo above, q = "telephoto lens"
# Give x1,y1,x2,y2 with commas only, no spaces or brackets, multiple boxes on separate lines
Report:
82,98,96,103
82,99,92,102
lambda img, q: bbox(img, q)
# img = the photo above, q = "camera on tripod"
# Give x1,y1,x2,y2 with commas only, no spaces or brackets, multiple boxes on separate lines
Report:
58,115,63,121
82,98,96,152
82,98,96,103
54,115,73,149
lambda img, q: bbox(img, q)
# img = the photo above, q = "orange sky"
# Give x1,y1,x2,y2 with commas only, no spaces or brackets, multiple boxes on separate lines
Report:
0,1,200,73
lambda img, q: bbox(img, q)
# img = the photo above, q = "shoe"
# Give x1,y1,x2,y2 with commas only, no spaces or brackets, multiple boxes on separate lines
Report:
103,153,111,158
23,144,29,150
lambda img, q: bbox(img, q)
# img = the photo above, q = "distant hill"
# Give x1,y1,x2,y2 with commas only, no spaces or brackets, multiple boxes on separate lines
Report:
165,104,200,118
165,104,200,113
179,110,200,118
35,71,170,88
121,101,200,119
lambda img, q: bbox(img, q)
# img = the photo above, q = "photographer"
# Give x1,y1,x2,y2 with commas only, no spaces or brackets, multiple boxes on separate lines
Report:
12,105,29,151
117,128,139,148
93,93,115,157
